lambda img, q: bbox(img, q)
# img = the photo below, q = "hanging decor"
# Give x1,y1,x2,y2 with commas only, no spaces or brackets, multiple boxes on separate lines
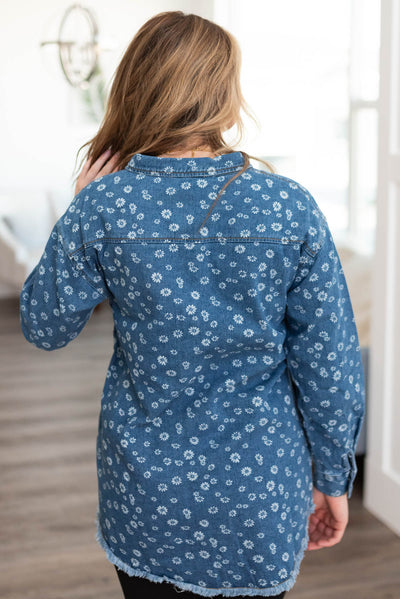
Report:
40,3,100,89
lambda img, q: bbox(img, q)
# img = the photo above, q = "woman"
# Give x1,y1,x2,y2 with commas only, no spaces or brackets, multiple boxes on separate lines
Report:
20,10,365,599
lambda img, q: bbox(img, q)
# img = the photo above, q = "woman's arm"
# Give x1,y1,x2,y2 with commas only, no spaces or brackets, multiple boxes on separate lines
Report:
19,217,109,350
284,209,365,500
20,149,121,350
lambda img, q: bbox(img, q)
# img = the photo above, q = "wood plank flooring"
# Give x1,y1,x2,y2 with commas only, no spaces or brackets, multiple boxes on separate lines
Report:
1,298,399,599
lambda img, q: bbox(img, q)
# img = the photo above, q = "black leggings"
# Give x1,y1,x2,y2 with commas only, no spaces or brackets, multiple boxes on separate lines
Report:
114,565,287,598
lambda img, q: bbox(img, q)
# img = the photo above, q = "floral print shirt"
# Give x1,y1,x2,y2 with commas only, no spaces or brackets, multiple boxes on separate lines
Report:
20,151,365,597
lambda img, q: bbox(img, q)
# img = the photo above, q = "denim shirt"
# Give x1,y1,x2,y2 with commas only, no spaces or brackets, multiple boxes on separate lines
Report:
20,151,365,597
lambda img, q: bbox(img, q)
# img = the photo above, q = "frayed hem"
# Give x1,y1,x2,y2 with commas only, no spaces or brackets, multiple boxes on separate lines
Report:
95,502,315,597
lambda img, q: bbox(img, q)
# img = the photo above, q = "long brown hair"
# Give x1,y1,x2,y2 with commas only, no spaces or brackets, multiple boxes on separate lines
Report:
73,11,276,231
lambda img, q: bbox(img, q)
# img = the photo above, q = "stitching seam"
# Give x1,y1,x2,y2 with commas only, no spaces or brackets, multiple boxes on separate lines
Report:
68,237,317,258
124,166,245,177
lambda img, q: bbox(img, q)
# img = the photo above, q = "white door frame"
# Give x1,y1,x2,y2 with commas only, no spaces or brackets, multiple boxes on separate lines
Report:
363,0,400,537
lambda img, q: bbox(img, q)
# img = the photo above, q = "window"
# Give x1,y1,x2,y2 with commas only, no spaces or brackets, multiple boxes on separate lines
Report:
214,0,380,255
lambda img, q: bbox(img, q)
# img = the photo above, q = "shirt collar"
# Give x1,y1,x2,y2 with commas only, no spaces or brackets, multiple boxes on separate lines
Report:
125,151,245,177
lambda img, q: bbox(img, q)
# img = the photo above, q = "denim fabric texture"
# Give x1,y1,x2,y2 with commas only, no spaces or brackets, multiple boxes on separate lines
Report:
20,151,365,597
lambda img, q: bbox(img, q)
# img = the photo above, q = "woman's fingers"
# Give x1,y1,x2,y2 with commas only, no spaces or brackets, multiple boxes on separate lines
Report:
75,149,121,196
97,151,121,177
307,488,349,551
86,148,112,177
307,511,346,551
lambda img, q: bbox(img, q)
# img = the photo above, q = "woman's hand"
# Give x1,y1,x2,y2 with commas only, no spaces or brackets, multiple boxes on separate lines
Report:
74,149,121,196
307,486,349,551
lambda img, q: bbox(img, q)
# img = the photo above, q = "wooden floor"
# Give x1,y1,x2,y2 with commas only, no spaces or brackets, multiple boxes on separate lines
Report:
1,298,399,599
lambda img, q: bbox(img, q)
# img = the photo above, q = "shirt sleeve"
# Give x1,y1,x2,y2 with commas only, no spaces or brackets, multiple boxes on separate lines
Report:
19,196,110,351
284,206,366,499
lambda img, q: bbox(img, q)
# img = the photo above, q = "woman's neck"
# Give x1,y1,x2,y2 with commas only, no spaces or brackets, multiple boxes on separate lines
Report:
156,139,217,158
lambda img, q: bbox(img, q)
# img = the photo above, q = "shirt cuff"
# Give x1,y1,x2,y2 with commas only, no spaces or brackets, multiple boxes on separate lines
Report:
312,451,358,498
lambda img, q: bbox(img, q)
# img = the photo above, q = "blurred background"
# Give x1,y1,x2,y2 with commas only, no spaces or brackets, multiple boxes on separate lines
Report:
0,0,377,346
1,1,399,598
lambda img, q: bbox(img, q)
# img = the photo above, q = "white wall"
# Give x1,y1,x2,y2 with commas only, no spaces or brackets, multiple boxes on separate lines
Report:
0,0,214,297
0,0,214,193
